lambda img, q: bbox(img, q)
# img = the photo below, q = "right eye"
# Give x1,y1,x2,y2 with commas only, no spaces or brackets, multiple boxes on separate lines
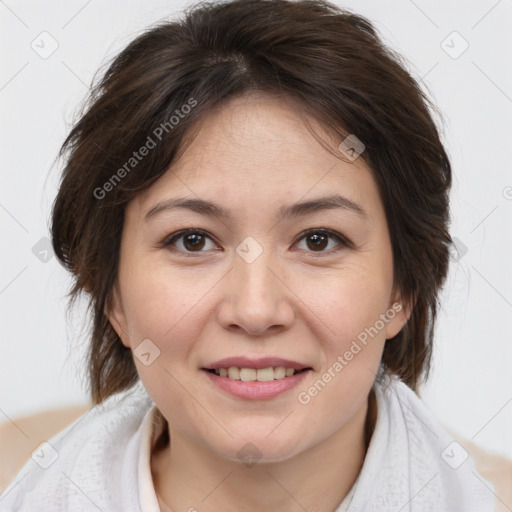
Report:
162,229,220,256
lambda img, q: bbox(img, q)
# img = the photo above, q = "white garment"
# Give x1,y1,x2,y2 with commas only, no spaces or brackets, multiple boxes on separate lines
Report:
135,410,357,511
0,376,495,511
137,406,161,512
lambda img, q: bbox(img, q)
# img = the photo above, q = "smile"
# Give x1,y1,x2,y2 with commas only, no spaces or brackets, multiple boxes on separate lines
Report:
201,367,312,400
207,366,306,381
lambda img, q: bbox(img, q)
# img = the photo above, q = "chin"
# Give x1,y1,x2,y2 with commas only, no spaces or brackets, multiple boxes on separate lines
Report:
212,434,307,466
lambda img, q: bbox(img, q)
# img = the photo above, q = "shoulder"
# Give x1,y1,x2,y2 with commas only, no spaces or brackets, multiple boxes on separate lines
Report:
0,382,153,512
386,378,512,511
363,375,497,511
0,404,90,492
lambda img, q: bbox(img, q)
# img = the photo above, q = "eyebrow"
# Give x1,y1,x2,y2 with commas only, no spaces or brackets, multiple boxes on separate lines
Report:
144,194,368,222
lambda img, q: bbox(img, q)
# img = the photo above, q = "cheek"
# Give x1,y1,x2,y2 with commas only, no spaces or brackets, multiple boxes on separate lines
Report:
121,265,211,422
294,272,389,416
118,265,210,385
294,264,392,411
298,262,393,346
121,259,205,334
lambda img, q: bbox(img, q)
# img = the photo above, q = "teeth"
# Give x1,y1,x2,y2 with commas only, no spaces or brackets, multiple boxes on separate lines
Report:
212,366,301,381
274,367,286,379
228,367,240,380
240,368,256,381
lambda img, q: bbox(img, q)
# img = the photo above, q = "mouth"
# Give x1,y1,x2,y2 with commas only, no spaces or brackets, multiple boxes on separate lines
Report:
203,366,311,381
200,357,313,399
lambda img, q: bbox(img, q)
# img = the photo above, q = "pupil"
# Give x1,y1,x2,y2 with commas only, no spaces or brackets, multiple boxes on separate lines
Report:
185,233,204,251
308,233,327,251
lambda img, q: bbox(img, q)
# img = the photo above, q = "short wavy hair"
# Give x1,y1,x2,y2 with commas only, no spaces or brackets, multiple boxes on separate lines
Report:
51,0,452,403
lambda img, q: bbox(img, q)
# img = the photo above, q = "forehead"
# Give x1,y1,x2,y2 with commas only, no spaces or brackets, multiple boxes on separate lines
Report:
131,93,380,223
176,93,341,174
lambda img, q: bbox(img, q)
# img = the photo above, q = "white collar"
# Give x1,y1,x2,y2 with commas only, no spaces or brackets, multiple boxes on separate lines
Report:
136,406,357,512
137,405,161,512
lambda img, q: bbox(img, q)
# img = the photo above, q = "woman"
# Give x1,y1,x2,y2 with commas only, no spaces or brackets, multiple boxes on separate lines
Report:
0,0,496,510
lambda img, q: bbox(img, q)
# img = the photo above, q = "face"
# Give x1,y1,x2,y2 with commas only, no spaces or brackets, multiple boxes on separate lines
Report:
108,93,409,463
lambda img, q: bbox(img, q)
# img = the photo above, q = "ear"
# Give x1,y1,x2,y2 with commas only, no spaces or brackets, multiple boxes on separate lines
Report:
105,282,131,348
384,287,413,340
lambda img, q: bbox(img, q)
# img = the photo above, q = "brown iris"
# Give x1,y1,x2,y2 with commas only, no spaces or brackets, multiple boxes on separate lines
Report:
306,233,328,251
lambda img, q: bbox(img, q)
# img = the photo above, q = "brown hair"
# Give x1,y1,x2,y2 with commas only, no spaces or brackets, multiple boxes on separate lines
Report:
51,0,452,404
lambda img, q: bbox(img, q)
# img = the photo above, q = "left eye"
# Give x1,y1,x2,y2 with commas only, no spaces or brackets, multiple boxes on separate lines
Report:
294,229,348,253
162,229,349,255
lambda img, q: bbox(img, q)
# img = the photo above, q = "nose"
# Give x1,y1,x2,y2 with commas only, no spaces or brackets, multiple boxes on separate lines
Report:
216,247,296,337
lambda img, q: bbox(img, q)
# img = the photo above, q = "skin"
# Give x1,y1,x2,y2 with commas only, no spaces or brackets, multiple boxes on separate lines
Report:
108,93,411,512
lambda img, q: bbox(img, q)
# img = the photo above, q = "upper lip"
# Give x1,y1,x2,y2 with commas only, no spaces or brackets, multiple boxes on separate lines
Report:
203,357,311,371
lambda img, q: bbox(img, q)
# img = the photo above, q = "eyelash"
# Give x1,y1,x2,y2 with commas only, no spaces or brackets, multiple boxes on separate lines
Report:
161,228,353,257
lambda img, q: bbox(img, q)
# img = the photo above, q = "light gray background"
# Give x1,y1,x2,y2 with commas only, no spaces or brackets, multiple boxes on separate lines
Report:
1,0,511,459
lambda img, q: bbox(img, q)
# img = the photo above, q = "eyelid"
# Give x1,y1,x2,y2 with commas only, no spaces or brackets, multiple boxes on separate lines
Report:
161,228,354,255
294,228,354,251
161,229,219,255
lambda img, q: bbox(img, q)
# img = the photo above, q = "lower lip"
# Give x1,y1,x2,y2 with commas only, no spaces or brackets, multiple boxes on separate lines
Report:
202,369,311,399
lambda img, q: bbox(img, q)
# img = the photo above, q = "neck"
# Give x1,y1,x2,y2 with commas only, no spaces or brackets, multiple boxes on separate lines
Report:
152,391,377,512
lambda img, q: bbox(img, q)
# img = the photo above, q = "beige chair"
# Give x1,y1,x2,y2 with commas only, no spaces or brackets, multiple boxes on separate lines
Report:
1,406,511,510
0,404,90,492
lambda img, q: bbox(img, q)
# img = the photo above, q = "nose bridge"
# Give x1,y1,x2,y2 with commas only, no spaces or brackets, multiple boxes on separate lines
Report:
217,238,295,335
237,246,276,302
